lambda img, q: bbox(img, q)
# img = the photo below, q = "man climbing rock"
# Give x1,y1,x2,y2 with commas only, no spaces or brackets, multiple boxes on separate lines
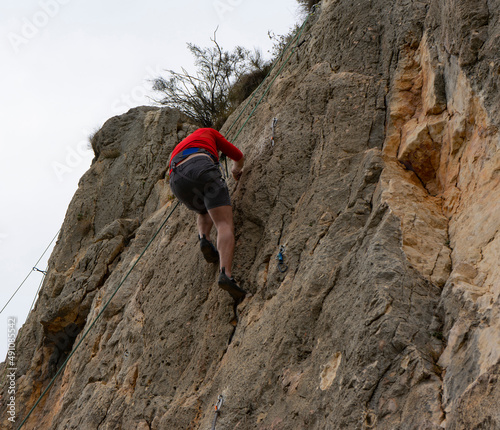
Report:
168,128,246,301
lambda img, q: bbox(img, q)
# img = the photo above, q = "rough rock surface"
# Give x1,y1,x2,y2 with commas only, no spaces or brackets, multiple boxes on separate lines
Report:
2,0,499,428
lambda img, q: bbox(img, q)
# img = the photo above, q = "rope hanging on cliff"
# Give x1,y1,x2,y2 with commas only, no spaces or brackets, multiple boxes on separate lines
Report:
17,8,321,428
17,202,180,430
221,5,317,174
224,15,308,139
29,266,48,314
0,229,60,316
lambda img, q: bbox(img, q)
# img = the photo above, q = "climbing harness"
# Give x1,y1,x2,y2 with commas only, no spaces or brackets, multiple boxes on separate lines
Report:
211,394,224,430
169,147,218,172
17,5,321,428
276,245,288,273
271,117,278,146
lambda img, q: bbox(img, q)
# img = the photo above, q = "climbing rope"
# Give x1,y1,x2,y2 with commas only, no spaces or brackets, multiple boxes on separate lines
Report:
17,202,179,430
0,229,60,316
18,7,321,427
29,267,47,314
229,10,314,145
205,10,318,421
224,17,305,139
222,5,318,173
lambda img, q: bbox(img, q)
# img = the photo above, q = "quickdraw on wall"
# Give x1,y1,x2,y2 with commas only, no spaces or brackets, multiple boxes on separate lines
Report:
276,245,288,273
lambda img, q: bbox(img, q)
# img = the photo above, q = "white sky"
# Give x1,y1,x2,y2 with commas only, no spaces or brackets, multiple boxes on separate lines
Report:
0,0,301,359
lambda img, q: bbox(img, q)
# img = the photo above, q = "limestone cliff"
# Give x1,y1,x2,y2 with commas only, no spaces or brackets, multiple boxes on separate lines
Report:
2,0,499,428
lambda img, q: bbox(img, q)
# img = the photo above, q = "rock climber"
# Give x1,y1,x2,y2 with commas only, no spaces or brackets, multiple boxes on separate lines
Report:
168,127,246,301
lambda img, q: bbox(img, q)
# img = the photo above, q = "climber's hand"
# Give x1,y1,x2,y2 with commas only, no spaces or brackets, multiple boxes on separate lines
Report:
232,167,243,181
232,156,245,181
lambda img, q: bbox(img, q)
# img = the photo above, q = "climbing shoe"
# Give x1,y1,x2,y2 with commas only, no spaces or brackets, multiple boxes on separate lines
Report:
199,234,219,264
218,268,246,301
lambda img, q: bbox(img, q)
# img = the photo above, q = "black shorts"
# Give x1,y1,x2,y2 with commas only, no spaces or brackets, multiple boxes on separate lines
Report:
169,156,231,214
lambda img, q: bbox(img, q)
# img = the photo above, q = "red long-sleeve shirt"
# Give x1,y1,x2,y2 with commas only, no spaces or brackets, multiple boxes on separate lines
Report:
169,128,243,168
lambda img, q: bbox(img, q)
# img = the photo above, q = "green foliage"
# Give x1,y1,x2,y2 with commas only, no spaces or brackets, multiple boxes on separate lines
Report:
228,49,271,112
88,126,100,157
152,33,270,129
268,2,319,65
296,0,320,11
268,24,301,62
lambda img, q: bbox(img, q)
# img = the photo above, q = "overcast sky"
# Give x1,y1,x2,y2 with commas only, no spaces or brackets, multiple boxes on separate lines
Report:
0,0,301,359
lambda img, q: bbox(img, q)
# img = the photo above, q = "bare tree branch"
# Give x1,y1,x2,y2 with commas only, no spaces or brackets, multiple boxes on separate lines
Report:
151,32,270,129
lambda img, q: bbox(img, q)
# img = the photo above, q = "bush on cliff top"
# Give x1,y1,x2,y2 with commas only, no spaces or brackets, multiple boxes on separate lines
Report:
152,1,319,130
152,33,269,130
297,0,320,11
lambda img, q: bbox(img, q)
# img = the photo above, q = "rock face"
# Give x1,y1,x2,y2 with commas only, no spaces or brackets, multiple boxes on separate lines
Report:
2,0,499,428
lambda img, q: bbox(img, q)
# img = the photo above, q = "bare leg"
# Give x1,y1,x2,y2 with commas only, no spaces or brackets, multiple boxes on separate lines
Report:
207,205,235,277
197,213,213,240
